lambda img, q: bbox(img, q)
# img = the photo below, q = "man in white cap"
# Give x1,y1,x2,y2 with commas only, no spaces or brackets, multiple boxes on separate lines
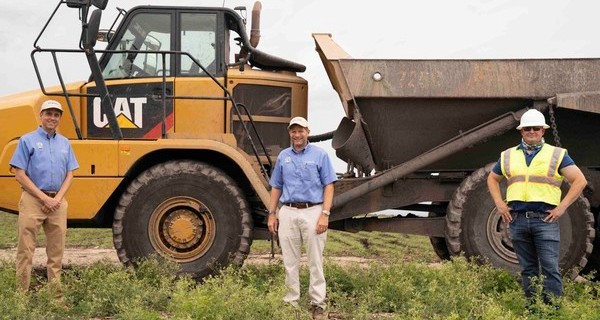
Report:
10,100,79,293
487,109,586,306
267,116,336,319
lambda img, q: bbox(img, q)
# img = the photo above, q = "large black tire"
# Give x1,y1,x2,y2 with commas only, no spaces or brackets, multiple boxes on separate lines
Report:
579,168,600,280
581,210,600,280
429,211,451,261
113,160,252,279
446,163,595,278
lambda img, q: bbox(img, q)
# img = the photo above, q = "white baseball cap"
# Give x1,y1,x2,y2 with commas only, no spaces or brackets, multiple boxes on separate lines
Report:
288,116,309,129
40,100,63,113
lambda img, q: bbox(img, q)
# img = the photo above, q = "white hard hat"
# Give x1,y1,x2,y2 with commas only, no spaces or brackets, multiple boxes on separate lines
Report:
40,100,63,113
516,109,549,130
288,116,309,129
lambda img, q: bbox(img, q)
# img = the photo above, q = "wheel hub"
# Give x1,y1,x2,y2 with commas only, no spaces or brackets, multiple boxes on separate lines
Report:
148,196,216,262
163,210,204,249
486,208,518,264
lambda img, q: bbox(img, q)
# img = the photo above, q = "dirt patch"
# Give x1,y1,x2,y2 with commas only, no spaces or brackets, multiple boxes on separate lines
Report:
0,248,120,267
0,248,380,269
245,253,379,268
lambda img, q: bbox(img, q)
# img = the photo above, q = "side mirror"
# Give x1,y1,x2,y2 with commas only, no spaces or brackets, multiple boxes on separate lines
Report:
92,0,108,10
85,9,102,47
66,0,86,8
66,0,108,9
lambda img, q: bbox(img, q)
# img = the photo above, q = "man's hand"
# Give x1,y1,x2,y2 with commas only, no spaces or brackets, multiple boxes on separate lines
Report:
41,195,61,213
487,171,512,223
267,213,278,235
495,201,512,223
545,206,567,223
316,214,329,234
267,188,282,235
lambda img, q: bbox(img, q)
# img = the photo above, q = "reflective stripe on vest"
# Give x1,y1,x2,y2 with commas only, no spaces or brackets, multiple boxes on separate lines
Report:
500,144,565,205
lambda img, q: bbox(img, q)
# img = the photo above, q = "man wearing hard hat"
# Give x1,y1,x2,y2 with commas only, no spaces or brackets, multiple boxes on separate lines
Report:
10,100,79,293
487,109,586,306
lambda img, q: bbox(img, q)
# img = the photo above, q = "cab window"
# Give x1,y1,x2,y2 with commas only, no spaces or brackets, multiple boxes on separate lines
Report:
179,13,217,76
102,13,171,79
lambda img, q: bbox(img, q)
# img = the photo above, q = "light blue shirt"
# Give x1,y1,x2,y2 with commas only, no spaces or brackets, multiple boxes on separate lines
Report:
269,143,337,204
10,126,79,192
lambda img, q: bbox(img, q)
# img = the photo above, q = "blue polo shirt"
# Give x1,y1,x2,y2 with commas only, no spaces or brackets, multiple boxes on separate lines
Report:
269,143,337,204
10,126,79,192
492,143,574,212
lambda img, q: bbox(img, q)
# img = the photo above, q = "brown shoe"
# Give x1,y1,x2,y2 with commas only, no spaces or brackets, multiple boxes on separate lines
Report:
310,305,328,320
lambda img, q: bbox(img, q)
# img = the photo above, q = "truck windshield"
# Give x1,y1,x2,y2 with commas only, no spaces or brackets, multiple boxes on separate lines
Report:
102,12,171,79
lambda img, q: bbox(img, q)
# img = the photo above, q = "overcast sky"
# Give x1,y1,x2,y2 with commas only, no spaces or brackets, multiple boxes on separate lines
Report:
2,0,600,168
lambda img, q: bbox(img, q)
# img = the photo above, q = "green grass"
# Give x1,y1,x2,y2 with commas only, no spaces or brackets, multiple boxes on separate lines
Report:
2,210,599,319
251,231,438,263
0,211,113,249
1,211,436,263
0,212,19,248
0,256,598,319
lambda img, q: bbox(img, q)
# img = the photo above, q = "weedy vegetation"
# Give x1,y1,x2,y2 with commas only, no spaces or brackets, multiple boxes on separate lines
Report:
0,211,599,319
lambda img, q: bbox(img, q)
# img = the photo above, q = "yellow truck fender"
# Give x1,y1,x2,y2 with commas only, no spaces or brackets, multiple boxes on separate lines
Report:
119,135,271,208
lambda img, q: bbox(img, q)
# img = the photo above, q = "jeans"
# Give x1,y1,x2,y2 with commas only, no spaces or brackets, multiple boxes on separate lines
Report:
509,213,562,302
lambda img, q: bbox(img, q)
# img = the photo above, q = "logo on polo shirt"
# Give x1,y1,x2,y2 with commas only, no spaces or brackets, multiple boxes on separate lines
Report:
284,156,291,163
36,142,43,149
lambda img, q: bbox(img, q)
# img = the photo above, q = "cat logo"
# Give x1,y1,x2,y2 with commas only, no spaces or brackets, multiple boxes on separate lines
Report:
86,82,173,138
93,97,146,129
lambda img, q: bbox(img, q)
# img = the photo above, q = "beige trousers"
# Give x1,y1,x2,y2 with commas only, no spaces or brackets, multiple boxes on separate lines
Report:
278,204,327,309
16,191,67,291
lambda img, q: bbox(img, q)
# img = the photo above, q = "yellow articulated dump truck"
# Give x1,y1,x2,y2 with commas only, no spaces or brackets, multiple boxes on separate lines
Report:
1,0,600,280
1,0,305,279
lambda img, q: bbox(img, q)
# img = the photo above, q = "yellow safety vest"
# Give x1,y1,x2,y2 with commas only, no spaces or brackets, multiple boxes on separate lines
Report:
500,144,566,205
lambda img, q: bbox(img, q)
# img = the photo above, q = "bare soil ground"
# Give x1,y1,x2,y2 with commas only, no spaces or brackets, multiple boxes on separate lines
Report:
0,247,381,268
0,248,120,267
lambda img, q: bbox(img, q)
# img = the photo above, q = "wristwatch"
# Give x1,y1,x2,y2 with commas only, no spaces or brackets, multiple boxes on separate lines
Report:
321,210,330,216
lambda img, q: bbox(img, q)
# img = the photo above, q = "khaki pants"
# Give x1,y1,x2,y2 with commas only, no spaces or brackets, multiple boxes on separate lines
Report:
278,204,327,309
16,191,67,291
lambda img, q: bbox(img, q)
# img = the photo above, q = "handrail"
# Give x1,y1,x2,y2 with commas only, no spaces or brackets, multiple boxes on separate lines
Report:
236,103,273,179
31,46,274,180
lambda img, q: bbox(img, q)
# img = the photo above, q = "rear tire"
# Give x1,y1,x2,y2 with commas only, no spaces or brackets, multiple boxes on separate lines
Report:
112,160,252,279
579,168,600,280
446,164,594,278
581,210,600,280
429,211,451,260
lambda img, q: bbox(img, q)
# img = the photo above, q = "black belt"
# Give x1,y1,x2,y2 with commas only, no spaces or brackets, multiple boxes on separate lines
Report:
511,211,549,218
284,202,321,209
42,191,57,198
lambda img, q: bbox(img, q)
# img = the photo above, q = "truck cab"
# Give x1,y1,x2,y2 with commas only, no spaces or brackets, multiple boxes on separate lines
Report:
90,5,306,146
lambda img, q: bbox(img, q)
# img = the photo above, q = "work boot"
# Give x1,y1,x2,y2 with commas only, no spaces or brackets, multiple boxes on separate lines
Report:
285,300,300,310
310,305,328,320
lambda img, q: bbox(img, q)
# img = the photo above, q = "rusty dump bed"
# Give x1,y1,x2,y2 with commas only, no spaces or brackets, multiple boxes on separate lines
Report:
313,33,600,172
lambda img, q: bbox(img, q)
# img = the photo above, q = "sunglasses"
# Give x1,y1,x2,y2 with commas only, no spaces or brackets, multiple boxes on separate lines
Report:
521,126,543,132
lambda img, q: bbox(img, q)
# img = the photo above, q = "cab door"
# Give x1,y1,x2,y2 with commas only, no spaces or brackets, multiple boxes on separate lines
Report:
83,9,175,139
173,10,226,135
